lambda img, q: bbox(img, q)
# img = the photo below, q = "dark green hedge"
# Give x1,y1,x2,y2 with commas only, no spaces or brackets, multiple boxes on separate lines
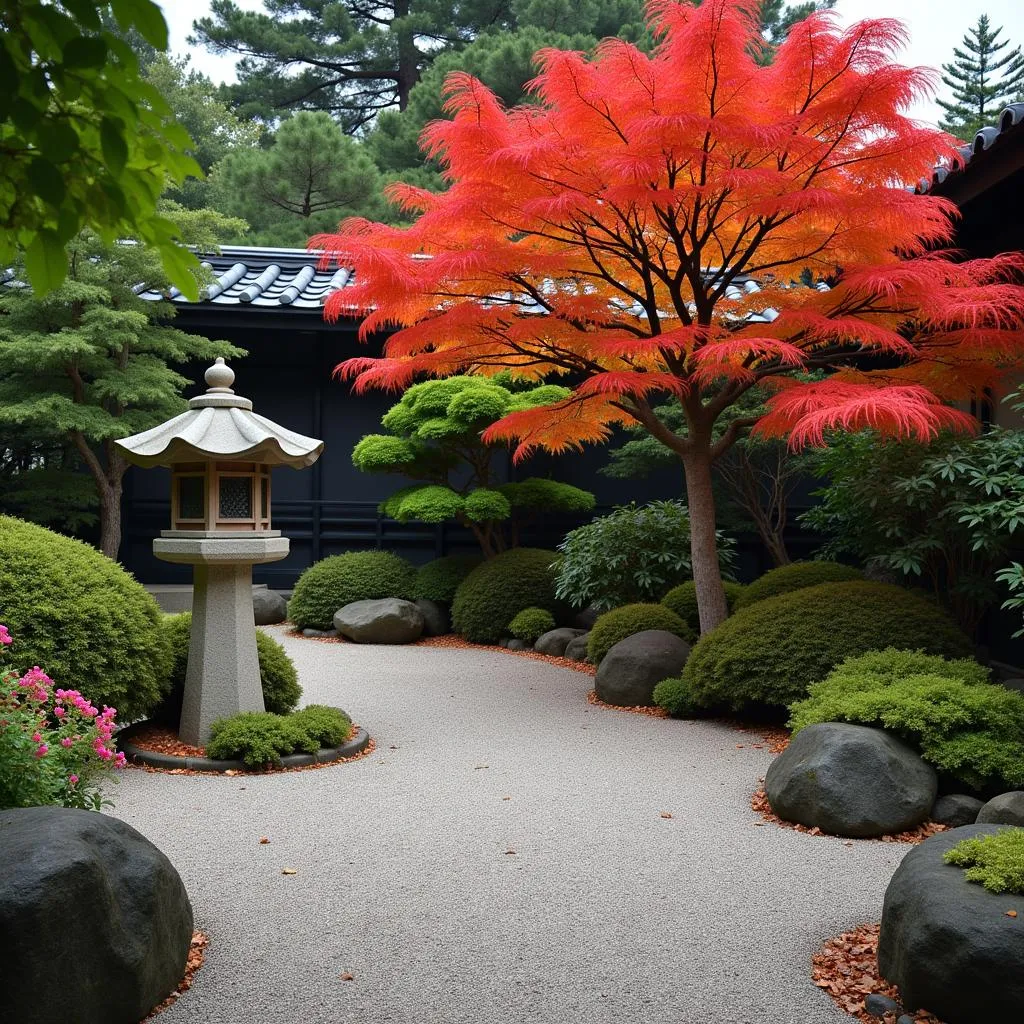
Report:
680,581,974,716
734,561,863,610
289,551,416,630
661,580,745,634
411,554,483,604
0,515,171,722
451,548,562,644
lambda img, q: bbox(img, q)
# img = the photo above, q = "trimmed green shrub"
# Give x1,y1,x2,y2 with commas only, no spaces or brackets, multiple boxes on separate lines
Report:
0,515,171,722
509,607,556,644
451,548,562,644
289,551,416,630
661,580,745,634
206,706,352,768
789,649,1024,791
681,581,974,716
652,674,704,718
411,554,483,603
587,603,694,665
735,561,863,609
944,829,1024,894
156,614,301,724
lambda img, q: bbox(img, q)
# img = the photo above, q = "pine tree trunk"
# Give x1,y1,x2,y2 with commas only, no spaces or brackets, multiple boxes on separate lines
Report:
98,482,122,561
683,446,729,634
394,0,418,110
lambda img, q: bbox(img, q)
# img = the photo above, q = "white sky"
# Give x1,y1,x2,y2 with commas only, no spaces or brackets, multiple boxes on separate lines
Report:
160,0,1024,127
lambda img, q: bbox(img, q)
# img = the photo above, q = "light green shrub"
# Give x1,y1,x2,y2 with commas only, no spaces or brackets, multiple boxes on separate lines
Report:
944,829,1024,894
587,603,694,665
509,607,556,644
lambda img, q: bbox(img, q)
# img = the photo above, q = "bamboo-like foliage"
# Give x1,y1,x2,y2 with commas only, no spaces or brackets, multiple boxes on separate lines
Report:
315,0,1024,631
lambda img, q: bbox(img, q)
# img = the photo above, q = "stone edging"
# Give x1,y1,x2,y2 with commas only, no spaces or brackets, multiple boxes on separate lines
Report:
116,722,372,773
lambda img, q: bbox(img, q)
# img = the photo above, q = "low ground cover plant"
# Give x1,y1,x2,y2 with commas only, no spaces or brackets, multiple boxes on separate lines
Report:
554,501,736,613
156,614,301,724
661,581,745,635
0,515,171,721
789,649,1024,791
509,608,556,645
289,551,416,630
675,581,973,717
734,561,863,610
944,829,1024,894
587,604,693,665
451,548,563,644
1,624,126,809
206,705,353,768
412,554,482,604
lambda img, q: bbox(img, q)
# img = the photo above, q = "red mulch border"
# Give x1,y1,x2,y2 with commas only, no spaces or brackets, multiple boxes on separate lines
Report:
141,930,209,1021
812,923,945,1023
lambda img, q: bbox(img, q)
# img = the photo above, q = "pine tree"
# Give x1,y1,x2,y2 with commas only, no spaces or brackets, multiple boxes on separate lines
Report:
0,216,246,559
318,0,1024,634
938,14,1024,142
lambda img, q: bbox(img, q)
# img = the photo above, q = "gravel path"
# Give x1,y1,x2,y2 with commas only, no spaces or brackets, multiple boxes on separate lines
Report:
112,627,907,1024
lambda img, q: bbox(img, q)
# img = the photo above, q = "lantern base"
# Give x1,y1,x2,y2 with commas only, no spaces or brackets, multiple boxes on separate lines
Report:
153,537,290,745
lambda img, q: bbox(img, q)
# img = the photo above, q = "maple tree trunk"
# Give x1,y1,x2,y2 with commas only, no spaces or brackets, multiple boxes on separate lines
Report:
683,446,729,635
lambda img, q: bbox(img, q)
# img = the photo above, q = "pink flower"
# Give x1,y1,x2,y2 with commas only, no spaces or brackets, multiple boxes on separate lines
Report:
68,774,79,785
61,737,73,748
53,707,65,718
35,744,48,758
114,752,127,767
31,732,42,743
0,624,12,646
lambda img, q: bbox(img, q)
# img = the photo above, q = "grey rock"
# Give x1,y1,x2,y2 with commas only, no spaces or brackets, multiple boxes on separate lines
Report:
415,599,450,637
572,605,601,630
864,993,901,1017
507,639,528,651
252,587,287,625
0,806,193,1024
879,824,1024,1023
897,1017,915,1024
595,630,691,707
977,791,1024,826
333,598,424,644
932,794,984,827
999,677,1024,694
564,633,590,662
301,627,338,638
498,638,510,648
534,628,586,657
765,723,937,838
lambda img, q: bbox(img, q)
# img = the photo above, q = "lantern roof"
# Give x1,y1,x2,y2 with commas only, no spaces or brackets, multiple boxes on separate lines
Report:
114,359,324,469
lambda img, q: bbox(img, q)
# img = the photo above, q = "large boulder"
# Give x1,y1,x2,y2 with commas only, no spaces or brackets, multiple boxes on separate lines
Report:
977,791,1024,826
415,599,450,637
564,633,590,662
252,586,287,625
334,598,424,644
932,794,984,827
595,630,691,707
535,627,586,657
765,723,937,838
878,824,1024,1023
0,807,193,1024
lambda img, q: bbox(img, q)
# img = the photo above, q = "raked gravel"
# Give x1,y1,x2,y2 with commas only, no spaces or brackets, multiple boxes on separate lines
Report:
111,626,908,1024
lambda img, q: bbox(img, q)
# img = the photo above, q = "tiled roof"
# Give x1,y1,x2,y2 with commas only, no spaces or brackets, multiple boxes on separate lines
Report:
138,246,353,309
915,102,1024,194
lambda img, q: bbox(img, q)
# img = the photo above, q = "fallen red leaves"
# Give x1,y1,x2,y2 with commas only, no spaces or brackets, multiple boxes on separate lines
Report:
141,930,208,1021
586,689,670,716
811,924,945,1023
124,725,206,759
416,634,597,675
751,787,947,844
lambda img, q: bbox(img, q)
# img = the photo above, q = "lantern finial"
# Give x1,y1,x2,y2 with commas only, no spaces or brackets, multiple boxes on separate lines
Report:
205,357,235,393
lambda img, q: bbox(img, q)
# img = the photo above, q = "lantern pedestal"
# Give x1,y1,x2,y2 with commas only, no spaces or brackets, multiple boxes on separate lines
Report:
154,535,289,746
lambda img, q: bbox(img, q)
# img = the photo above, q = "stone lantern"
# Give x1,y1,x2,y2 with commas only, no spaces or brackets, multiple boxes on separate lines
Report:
115,358,323,745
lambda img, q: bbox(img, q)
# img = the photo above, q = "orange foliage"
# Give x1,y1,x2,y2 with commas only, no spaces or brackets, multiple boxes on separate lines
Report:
315,0,1024,461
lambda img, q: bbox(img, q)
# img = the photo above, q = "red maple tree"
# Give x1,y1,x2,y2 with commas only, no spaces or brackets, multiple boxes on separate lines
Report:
316,0,1024,632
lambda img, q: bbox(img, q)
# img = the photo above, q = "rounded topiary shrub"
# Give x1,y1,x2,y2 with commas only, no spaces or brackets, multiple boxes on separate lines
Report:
411,554,483,604
681,581,974,717
154,613,301,724
652,674,704,718
289,551,416,630
734,561,863,610
587,603,694,665
661,580,745,634
0,515,171,722
509,607,556,645
451,548,562,644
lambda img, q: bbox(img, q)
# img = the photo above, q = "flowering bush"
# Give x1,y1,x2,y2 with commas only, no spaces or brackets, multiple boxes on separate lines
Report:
0,624,126,810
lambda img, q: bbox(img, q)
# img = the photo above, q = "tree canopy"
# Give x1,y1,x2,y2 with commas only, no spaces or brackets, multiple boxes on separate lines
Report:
938,14,1024,142
0,0,205,295
352,375,594,555
317,0,1024,632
